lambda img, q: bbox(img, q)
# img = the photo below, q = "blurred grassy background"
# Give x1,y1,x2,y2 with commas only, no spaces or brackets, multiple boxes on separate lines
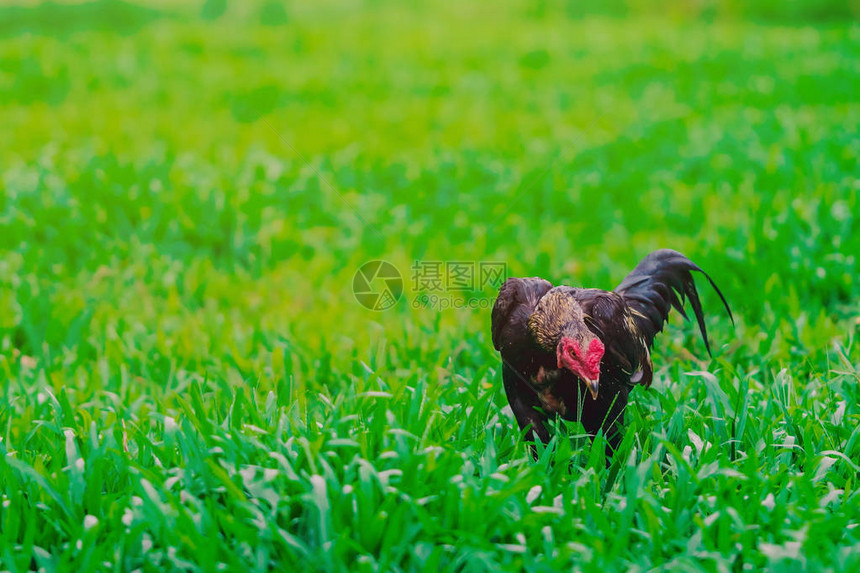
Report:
2,0,857,361
0,0,858,570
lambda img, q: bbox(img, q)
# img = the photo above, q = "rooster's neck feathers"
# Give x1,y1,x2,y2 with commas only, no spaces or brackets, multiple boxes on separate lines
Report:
526,287,589,351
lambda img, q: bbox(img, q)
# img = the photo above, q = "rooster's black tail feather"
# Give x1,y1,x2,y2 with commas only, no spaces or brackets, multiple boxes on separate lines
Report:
614,249,732,355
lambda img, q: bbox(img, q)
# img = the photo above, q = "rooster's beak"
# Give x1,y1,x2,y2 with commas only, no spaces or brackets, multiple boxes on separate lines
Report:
586,379,599,400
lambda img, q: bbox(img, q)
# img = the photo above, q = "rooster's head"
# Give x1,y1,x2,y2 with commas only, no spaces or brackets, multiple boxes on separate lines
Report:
527,287,605,399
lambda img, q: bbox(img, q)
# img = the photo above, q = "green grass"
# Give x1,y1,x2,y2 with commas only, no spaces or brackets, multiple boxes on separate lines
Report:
1,0,858,570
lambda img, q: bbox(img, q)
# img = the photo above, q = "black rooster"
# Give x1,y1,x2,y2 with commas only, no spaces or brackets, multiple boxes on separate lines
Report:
491,249,732,454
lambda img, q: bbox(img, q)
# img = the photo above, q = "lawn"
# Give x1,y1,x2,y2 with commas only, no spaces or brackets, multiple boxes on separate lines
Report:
0,0,858,570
